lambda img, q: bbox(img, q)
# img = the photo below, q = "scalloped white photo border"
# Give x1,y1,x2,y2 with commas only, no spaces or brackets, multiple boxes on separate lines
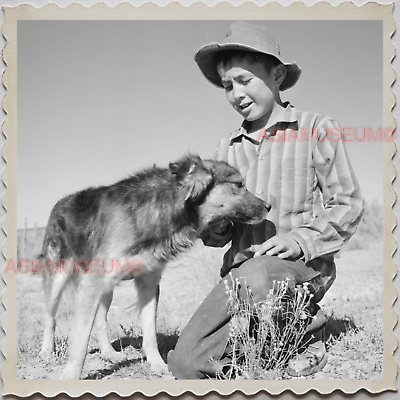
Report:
1,2,396,397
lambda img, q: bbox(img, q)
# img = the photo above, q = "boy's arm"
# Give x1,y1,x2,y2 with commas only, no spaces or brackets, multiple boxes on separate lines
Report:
288,118,364,262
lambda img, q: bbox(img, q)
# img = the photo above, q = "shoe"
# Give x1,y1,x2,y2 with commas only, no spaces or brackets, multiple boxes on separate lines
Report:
286,327,327,377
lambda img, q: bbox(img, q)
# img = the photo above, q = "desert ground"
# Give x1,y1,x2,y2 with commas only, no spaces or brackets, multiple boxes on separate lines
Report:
17,237,383,380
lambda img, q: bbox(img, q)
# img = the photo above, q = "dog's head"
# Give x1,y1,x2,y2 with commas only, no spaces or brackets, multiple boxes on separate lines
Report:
169,156,270,230
169,155,214,202
199,159,270,228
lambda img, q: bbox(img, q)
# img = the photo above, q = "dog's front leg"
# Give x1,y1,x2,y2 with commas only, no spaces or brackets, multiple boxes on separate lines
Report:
135,269,168,375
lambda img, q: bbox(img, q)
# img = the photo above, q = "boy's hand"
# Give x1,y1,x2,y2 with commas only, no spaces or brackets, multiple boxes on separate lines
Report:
253,235,302,259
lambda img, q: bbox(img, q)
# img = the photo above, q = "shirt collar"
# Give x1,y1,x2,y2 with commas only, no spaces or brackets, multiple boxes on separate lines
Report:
229,101,298,144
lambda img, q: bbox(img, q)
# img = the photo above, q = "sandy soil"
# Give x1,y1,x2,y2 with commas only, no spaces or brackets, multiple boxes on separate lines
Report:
17,240,383,380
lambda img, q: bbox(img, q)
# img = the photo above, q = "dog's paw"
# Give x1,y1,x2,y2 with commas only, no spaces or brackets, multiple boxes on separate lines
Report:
46,370,60,380
102,350,127,364
149,359,169,376
160,371,175,380
39,350,54,364
59,366,81,380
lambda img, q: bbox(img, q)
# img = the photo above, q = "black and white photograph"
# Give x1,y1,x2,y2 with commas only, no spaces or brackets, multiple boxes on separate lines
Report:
1,1,397,397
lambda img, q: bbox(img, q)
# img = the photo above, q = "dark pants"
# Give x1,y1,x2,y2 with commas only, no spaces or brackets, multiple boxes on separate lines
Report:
167,255,335,379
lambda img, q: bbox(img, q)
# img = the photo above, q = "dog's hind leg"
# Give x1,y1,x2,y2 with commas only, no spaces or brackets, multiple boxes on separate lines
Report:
135,269,169,375
60,277,103,380
39,269,70,362
94,290,127,363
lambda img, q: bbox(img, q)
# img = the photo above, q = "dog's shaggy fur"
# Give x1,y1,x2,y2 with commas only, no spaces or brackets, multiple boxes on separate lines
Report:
38,155,268,379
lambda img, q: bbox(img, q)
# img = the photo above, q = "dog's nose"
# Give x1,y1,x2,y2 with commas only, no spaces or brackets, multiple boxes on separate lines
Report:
265,203,272,213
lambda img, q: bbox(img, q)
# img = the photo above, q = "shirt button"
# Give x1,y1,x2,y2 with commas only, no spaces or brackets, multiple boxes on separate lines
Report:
259,156,264,160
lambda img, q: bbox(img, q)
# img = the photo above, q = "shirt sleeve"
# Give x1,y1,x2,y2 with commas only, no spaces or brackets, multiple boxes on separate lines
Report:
289,117,364,261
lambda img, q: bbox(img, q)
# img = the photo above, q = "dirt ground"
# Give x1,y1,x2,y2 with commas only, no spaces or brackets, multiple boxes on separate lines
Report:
17,240,383,380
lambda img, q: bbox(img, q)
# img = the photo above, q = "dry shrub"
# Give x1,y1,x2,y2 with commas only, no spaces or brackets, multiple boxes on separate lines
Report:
53,337,69,364
218,275,313,380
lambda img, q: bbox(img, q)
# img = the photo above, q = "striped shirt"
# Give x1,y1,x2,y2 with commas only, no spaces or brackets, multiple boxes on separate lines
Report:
202,102,364,271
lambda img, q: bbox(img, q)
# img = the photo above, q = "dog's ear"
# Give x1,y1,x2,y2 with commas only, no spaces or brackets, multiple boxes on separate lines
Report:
169,160,183,175
170,156,214,202
169,156,203,177
203,159,243,184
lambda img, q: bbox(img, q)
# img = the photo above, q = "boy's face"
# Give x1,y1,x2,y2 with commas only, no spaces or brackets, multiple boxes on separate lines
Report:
217,57,279,130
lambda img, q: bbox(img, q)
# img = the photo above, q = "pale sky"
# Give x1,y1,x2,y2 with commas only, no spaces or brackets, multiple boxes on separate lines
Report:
18,20,383,229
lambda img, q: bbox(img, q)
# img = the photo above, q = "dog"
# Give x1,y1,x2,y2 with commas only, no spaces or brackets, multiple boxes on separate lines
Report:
38,155,269,379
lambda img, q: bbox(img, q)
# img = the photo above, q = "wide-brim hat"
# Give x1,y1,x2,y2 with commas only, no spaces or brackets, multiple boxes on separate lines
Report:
194,21,301,91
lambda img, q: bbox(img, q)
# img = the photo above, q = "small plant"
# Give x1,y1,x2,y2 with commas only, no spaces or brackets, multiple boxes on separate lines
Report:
119,323,135,338
54,337,69,365
218,274,313,379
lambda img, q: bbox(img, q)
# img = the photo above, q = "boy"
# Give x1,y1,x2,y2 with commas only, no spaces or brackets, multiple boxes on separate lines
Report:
167,21,363,379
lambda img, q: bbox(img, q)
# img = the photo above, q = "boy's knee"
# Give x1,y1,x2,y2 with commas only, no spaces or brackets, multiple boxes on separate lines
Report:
167,348,201,379
168,343,223,379
230,256,296,301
